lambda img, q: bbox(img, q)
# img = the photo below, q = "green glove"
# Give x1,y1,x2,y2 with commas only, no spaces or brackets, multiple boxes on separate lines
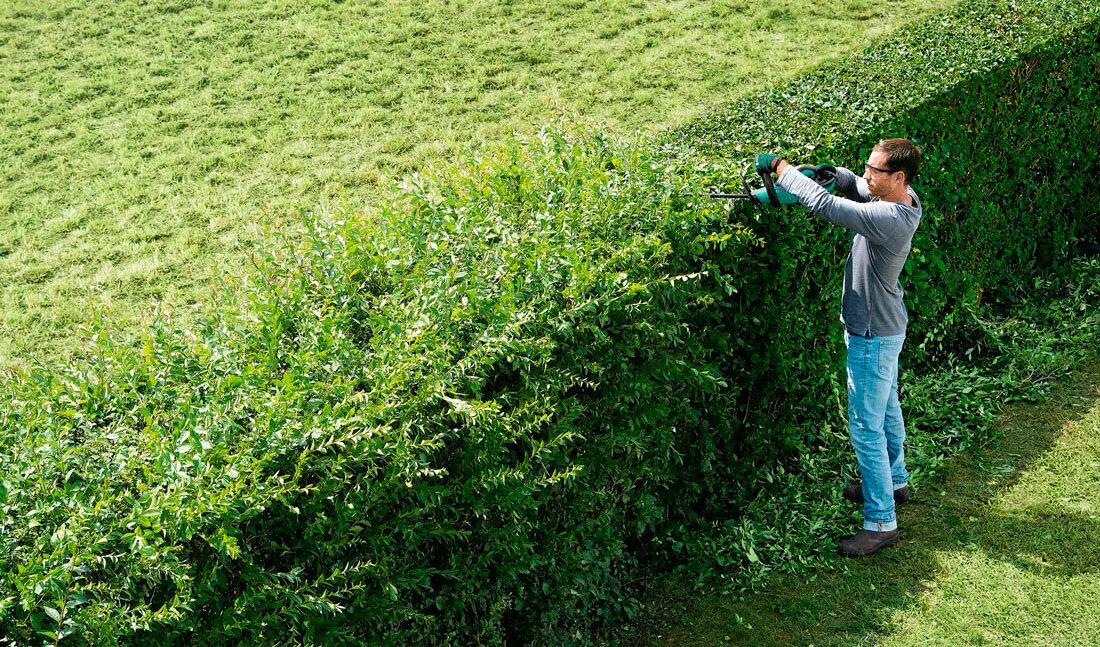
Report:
800,163,837,192
755,153,781,174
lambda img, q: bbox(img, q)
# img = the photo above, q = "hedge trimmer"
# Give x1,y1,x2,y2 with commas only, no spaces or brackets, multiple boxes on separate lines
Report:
686,163,838,206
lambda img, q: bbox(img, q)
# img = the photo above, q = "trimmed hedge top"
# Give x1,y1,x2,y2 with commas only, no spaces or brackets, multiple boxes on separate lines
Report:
664,0,1100,161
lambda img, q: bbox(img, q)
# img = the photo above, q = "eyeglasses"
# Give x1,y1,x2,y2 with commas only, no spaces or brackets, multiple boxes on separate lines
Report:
863,162,896,175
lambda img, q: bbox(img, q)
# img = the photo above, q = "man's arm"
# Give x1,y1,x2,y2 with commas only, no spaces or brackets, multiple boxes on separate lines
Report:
776,164,900,245
772,160,869,202
833,166,872,203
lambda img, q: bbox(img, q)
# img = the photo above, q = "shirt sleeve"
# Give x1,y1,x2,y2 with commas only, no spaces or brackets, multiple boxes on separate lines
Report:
833,166,872,203
778,165,901,246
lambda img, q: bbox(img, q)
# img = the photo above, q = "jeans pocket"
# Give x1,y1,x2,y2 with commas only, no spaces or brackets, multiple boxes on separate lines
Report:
876,334,904,363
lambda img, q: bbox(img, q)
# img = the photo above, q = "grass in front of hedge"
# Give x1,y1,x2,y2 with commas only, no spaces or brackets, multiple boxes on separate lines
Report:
882,377,1100,646
0,0,958,367
622,327,1100,645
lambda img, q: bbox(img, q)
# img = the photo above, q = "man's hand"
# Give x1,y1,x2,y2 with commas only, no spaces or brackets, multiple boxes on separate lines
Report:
755,153,782,174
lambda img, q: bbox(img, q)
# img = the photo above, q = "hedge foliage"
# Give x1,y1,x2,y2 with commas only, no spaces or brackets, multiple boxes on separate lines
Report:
2,0,1098,643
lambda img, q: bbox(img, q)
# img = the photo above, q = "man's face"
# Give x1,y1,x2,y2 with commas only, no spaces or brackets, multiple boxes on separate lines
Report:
863,150,904,197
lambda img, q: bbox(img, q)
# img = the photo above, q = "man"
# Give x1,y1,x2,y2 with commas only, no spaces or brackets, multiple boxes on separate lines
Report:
757,138,923,557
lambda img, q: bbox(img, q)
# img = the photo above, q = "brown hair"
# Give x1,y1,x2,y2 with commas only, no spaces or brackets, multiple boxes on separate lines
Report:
874,138,922,184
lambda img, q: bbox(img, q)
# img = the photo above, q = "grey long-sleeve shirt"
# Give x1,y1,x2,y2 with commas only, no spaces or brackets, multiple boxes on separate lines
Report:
778,166,922,337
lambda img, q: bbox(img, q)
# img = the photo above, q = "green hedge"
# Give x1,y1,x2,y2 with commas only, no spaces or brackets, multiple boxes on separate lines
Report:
2,0,1098,643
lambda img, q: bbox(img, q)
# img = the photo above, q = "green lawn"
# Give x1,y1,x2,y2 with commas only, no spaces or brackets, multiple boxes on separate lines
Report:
0,0,958,368
626,360,1100,646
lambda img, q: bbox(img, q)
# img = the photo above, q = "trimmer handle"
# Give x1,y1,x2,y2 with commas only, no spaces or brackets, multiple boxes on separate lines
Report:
758,167,782,207
798,163,837,192
749,163,837,206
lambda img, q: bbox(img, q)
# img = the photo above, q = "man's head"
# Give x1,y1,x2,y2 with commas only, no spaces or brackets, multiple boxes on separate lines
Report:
863,138,922,199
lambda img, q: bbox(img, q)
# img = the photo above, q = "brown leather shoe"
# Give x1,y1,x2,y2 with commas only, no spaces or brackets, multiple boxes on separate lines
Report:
843,482,910,504
837,529,900,557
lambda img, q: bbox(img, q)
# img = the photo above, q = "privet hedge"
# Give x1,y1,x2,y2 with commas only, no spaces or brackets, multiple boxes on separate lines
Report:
2,0,1098,643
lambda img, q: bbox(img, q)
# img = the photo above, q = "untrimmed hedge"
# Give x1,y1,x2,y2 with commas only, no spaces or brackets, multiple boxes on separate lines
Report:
1,0,1098,643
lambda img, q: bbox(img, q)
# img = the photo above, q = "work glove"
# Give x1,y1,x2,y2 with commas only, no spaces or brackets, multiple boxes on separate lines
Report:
755,153,782,174
803,163,838,192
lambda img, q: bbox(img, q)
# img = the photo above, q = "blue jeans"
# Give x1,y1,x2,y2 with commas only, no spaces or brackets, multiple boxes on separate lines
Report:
844,331,909,532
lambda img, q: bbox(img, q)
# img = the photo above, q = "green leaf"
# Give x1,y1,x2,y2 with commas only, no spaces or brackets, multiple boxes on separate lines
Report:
43,606,61,623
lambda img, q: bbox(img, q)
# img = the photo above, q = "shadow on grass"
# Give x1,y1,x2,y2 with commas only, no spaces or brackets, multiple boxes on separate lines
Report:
617,359,1100,646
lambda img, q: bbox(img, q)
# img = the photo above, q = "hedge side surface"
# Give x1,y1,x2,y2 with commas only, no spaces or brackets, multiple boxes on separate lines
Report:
1,0,1098,644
